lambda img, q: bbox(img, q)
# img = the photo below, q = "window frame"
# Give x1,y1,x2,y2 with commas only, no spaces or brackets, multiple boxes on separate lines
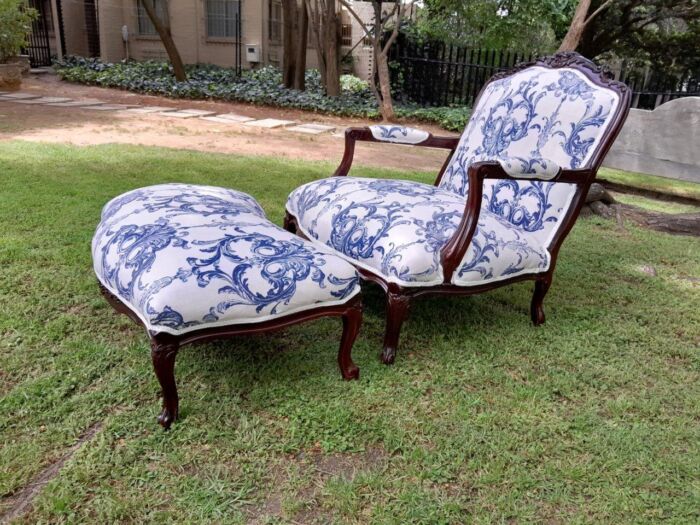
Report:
205,0,241,40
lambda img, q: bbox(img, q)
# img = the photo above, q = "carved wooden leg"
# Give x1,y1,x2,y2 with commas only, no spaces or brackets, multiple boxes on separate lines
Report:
150,334,180,430
531,276,552,326
338,299,362,380
382,291,411,365
283,211,297,234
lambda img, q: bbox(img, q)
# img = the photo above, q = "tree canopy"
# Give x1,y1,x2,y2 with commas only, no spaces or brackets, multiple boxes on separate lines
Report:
415,0,700,73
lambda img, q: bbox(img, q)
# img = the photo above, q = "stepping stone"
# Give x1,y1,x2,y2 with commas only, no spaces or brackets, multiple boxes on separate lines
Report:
288,123,336,135
123,106,178,114
200,113,255,124
244,118,295,129
0,92,41,100
160,109,216,118
81,104,135,111
13,97,73,104
46,99,106,107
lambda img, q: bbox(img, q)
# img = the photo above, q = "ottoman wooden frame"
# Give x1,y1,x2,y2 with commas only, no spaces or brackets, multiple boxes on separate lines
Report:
99,283,362,429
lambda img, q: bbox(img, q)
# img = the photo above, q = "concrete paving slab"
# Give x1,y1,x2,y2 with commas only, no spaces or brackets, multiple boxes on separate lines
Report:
123,106,178,114
0,92,41,100
80,104,135,111
244,118,296,129
209,112,255,122
13,97,73,104
45,99,106,107
200,116,248,124
160,109,217,118
288,123,336,135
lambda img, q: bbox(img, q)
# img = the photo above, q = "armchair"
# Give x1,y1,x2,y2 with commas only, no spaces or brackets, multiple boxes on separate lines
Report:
285,52,631,364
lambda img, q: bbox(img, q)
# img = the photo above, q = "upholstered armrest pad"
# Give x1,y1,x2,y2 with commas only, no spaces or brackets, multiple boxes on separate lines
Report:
495,157,562,180
369,125,431,144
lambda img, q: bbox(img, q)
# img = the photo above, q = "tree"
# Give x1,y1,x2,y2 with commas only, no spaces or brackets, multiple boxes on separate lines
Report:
559,0,616,51
282,0,308,90
0,0,38,64
417,0,576,52
140,0,187,81
306,0,341,96
340,0,406,121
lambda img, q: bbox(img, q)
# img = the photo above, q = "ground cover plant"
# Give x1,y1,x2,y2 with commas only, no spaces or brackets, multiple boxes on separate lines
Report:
53,57,471,132
0,141,698,523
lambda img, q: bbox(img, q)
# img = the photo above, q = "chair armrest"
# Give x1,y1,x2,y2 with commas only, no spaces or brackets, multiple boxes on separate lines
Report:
333,126,460,177
439,161,596,282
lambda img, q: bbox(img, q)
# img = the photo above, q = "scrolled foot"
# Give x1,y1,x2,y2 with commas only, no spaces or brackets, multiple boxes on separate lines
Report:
157,408,177,430
338,299,362,380
151,334,180,431
530,277,552,326
381,346,396,365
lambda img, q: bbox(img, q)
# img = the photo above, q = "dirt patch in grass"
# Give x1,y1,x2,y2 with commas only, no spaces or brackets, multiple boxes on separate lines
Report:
0,422,101,524
246,446,389,524
1,75,453,175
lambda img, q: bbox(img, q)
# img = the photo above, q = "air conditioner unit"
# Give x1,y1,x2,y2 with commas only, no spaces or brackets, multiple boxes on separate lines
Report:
246,45,260,63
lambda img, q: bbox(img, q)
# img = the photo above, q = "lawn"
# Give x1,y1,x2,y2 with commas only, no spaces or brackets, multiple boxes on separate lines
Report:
1,141,699,524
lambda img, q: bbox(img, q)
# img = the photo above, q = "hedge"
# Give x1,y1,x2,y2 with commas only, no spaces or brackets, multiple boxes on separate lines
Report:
53,57,470,132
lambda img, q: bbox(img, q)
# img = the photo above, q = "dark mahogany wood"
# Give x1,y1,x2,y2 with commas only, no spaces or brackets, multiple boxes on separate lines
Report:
99,283,362,429
286,52,631,363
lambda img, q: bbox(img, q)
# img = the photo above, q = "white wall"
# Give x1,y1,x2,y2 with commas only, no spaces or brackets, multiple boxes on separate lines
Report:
603,97,700,183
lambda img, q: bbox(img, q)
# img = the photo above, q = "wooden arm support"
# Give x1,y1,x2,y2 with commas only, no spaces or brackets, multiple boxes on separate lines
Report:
439,161,596,283
332,126,460,177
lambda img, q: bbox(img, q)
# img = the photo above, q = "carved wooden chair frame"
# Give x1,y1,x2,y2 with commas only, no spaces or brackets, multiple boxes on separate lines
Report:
285,52,631,364
99,284,362,429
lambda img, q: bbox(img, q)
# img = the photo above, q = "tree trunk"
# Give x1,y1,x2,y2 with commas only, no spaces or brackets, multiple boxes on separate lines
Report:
322,0,340,96
294,3,308,90
558,0,592,52
282,0,297,88
141,0,186,81
375,52,395,121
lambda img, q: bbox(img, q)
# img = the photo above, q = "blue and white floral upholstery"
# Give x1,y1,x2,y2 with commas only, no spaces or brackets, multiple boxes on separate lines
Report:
287,177,549,286
369,125,431,144
287,64,621,288
93,184,360,335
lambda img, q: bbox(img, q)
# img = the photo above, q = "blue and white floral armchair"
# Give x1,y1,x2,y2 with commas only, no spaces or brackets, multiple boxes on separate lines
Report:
285,53,631,363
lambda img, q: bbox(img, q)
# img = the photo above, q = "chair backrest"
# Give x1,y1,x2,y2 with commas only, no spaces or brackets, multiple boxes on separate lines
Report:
438,52,630,246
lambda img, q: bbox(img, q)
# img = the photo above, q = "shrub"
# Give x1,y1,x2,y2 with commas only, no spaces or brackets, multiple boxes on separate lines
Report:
0,0,37,63
53,57,470,131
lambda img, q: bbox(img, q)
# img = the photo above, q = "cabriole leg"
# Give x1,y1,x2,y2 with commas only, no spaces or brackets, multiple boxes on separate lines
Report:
531,276,552,326
150,334,180,430
338,299,362,380
382,291,411,365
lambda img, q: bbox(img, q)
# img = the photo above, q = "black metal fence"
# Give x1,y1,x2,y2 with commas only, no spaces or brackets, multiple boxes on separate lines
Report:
389,34,700,110
25,0,52,67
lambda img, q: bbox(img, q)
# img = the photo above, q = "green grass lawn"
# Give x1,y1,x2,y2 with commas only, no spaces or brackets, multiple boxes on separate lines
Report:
598,167,700,201
1,142,699,524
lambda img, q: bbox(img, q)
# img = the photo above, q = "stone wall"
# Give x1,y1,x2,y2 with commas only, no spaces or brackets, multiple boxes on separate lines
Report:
603,97,700,183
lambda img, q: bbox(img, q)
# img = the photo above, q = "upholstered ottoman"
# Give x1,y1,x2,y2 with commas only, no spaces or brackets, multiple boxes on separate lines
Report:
92,184,362,429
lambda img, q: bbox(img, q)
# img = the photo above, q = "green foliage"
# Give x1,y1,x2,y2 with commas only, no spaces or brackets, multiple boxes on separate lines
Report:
583,0,700,72
396,105,471,132
1,141,699,523
0,0,37,63
53,56,471,131
414,0,577,52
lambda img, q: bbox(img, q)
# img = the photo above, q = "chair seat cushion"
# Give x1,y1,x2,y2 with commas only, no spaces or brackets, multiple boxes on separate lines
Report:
93,184,360,335
286,177,550,287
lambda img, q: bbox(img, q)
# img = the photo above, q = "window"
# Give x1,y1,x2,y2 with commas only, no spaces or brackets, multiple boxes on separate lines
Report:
206,0,240,38
269,0,282,44
341,23,352,47
137,0,167,36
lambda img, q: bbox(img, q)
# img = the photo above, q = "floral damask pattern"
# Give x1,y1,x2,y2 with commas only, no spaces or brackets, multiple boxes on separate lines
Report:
286,177,549,287
93,184,360,335
440,66,619,244
369,125,431,144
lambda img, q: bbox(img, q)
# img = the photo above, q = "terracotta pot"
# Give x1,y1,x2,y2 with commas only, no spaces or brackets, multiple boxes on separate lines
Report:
0,62,23,89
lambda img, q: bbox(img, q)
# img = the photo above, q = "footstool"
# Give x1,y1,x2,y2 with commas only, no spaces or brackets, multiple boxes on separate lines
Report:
92,184,362,429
